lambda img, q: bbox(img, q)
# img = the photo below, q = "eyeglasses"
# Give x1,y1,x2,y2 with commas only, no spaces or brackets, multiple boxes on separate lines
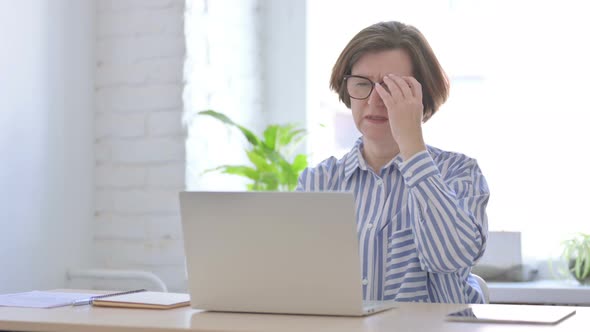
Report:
343,75,385,100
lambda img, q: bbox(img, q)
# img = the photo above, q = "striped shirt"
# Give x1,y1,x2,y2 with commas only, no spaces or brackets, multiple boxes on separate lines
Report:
296,138,489,303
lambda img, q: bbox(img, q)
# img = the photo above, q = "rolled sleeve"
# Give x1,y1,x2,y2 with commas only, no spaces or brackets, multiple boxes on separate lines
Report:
397,151,489,273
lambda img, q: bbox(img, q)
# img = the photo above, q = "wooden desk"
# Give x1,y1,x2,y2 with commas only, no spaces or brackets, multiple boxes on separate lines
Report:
0,302,586,332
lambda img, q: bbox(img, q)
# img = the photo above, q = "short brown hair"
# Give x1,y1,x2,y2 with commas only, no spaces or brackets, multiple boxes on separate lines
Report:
330,21,449,121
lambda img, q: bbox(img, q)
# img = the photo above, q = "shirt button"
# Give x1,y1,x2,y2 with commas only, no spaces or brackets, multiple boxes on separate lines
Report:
376,179,383,186
367,223,373,229
362,278,369,285
406,171,413,177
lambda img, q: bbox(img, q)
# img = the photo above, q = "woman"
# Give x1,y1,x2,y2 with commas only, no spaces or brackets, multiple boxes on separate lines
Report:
297,21,489,304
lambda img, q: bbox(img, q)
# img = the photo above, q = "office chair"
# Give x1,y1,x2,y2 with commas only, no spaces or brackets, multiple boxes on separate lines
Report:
472,274,490,303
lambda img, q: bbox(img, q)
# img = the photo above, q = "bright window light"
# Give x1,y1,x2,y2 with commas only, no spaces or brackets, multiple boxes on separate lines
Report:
307,0,590,261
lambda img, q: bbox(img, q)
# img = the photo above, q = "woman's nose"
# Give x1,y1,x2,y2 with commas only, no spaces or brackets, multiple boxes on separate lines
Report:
367,84,384,106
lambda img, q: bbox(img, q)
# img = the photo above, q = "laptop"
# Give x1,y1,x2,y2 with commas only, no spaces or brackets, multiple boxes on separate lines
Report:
179,191,397,316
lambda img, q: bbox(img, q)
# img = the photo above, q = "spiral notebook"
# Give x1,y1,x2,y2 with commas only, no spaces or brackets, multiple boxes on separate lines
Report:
91,291,190,310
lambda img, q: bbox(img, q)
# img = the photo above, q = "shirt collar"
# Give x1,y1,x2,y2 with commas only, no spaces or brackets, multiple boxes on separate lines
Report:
342,138,404,181
342,138,364,181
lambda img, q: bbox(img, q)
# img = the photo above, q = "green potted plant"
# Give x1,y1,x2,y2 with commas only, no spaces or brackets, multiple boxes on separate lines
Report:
560,233,590,285
198,110,308,191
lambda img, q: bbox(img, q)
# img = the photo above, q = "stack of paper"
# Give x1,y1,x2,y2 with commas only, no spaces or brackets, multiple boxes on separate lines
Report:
0,291,101,308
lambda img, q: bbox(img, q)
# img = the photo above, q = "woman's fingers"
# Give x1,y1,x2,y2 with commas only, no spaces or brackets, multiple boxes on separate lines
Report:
374,82,394,108
375,74,423,113
402,76,422,100
387,74,413,99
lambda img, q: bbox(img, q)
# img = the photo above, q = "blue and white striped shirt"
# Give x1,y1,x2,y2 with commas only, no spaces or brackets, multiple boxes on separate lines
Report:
297,138,489,303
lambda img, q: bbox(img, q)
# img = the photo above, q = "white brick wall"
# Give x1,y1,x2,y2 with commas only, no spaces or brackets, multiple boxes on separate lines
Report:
96,84,182,112
94,0,269,292
94,0,187,292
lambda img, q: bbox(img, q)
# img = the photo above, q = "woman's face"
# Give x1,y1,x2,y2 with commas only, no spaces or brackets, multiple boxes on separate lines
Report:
349,49,414,143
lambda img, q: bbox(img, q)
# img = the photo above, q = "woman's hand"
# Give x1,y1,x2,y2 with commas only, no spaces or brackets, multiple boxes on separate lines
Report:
375,74,426,160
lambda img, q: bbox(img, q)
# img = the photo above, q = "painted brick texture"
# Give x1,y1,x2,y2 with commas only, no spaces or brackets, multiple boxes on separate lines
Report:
94,0,187,292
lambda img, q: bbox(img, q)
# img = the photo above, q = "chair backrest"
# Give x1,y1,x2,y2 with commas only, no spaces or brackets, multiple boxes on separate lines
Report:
472,274,490,303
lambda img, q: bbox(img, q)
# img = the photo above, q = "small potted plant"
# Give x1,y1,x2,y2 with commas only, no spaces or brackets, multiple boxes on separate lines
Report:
560,233,590,285
198,110,308,191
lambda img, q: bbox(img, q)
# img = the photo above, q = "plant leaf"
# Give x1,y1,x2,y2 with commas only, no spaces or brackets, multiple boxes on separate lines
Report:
198,110,309,192
246,150,272,172
275,124,306,149
582,244,590,279
218,165,259,181
263,125,279,150
575,256,583,280
280,128,306,147
292,154,308,173
258,172,279,190
198,110,262,147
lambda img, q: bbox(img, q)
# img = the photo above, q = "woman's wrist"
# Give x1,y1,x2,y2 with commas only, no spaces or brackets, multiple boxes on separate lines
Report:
399,140,427,161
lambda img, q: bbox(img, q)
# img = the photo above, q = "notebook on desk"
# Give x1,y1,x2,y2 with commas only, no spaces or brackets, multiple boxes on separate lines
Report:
91,291,190,310
179,191,397,316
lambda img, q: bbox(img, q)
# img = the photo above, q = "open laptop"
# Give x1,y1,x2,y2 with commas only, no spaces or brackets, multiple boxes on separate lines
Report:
179,191,397,316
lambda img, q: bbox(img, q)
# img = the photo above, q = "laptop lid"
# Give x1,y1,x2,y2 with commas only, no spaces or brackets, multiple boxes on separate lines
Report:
179,191,366,316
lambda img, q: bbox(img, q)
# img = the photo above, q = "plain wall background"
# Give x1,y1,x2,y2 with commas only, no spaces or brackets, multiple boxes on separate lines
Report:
0,0,309,293
0,0,95,293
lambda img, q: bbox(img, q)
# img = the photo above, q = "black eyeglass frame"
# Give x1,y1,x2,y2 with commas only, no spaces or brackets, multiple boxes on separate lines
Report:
342,74,385,100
